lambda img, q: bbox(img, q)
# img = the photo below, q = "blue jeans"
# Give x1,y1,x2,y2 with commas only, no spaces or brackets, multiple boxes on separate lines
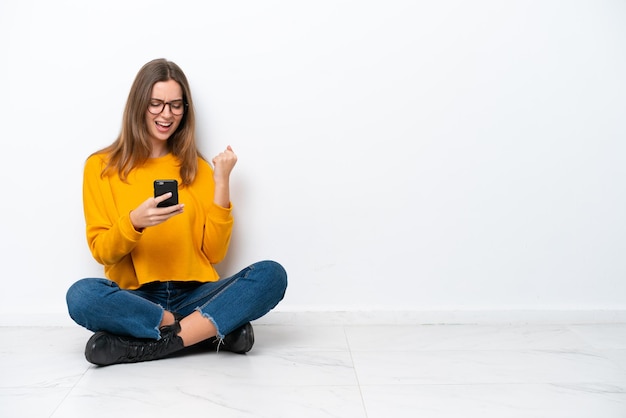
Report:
66,260,287,340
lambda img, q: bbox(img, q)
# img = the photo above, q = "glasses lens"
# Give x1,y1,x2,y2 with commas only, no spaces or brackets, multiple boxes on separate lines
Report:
148,101,164,115
169,101,185,115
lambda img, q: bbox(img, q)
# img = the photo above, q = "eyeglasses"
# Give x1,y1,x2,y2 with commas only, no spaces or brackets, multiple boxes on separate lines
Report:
147,99,187,116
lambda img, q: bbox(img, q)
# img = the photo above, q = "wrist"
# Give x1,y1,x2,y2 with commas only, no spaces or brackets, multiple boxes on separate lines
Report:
129,211,144,232
213,174,230,185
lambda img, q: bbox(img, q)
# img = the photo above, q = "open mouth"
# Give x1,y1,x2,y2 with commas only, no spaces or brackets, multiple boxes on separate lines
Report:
155,121,173,133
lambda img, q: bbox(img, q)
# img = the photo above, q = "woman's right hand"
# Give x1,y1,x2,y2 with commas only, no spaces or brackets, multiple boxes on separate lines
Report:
129,193,184,231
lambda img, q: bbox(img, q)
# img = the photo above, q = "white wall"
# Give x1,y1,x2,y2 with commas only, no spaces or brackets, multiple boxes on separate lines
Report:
1,0,625,325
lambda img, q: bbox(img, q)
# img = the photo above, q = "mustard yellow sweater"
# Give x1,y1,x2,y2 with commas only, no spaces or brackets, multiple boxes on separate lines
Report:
83,153,233,290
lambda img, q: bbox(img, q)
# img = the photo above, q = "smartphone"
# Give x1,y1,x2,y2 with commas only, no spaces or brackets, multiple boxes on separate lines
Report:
154,179,179,207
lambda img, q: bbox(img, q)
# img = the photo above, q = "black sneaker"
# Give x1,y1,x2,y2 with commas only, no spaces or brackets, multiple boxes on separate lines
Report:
223,322,255,353
85,322,185,366
203,322,255,354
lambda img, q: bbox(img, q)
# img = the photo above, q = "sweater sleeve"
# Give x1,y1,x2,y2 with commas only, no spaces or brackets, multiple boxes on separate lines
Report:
83,155,143,266
202,201,234,264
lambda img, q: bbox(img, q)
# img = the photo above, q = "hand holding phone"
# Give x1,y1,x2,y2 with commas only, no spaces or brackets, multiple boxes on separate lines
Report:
129,180,183,231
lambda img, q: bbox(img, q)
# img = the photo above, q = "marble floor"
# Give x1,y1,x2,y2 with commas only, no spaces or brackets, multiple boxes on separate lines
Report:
2,323,626,417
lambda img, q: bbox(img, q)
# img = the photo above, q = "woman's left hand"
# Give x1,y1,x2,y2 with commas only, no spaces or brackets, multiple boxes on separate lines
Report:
212,145,237,182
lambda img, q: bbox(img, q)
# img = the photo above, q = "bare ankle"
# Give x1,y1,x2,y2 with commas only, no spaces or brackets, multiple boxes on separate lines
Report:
178,311,217,347
160,311,176,328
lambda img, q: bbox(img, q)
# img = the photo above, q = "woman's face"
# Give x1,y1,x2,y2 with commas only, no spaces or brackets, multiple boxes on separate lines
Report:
145,79,185,149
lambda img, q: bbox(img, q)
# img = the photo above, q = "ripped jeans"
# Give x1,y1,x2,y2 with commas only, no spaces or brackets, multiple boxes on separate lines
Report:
66,260,287,340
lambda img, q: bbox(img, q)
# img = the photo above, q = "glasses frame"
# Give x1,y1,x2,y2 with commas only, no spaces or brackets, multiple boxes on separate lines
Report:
147,99,188,116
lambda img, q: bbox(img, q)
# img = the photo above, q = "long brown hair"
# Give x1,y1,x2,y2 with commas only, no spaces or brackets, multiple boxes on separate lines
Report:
96,59,202,186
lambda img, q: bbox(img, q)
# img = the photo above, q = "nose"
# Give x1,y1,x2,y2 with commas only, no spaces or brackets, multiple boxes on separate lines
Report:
161,104,174,116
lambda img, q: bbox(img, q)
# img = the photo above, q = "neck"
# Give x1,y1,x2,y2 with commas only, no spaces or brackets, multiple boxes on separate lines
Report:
151,145,169,158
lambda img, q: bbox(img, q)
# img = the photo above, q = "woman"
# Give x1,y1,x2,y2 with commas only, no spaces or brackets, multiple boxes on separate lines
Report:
66,59,287,366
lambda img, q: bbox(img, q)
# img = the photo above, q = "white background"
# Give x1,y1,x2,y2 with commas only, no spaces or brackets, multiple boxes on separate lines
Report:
1,0,625,324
